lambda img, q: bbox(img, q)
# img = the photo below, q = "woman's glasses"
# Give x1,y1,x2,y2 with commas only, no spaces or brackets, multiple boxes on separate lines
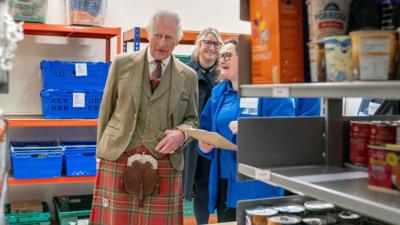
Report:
201,40,222,49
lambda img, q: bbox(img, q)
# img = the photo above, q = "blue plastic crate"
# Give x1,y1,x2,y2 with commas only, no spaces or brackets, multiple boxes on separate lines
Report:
62,142,96,177
40,89,103,119
11,142,63,179
40,61,110,90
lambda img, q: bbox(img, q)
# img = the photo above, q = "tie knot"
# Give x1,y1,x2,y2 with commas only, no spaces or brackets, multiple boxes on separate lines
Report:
154,60,162,68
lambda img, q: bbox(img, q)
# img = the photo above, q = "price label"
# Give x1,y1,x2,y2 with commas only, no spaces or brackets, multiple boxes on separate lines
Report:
75,63,88,77
255,168,271,181
272,87,289,97
73,93,85,108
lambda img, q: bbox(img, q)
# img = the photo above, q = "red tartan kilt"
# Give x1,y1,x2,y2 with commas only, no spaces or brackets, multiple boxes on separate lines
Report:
89,147,183,225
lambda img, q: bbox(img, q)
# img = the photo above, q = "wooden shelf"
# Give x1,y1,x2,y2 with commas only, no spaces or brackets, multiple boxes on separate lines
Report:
23,22,121,61
9,176,95,186
6,115,97,127
123,28,239,45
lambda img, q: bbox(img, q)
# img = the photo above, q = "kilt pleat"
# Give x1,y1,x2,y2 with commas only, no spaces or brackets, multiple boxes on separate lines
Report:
89,147,183,225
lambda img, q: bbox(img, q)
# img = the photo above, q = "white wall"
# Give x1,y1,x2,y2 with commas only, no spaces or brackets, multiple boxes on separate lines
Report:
0,0,250,115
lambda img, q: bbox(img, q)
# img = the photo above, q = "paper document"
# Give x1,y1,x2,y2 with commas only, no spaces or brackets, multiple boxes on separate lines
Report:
179,128,237,151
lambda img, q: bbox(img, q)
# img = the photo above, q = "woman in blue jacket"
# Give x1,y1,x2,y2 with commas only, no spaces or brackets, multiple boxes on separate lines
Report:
197,39,295,222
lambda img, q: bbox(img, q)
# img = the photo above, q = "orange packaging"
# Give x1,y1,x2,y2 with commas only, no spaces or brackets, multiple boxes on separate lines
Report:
250,0,304,84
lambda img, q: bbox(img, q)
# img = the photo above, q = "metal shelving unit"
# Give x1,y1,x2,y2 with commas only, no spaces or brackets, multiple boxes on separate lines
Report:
238,164,400,224
240,81,400,99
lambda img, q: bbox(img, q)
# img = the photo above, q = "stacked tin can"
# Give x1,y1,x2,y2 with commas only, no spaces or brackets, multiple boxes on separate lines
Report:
349,122,371,165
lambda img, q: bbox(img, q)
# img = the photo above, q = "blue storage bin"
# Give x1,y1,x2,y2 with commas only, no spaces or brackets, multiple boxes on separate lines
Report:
11,142,63,179
62,142,96,177
40,61,110,90
40,89,103,119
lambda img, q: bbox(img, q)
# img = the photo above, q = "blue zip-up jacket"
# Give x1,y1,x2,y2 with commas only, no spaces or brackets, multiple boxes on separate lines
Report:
197,80,295,213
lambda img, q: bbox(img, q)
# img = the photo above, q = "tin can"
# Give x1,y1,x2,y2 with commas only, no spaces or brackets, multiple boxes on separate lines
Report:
272,203,305,215
392,121,400,145
323,36,352,82
245,207,278,225
307,0,351,41
308,41,326,82
370,122,396,145
338,211,361,225
267,214,302,225
304,201,335,216
350,121,371,139
350,137,369,165
302,215,337,225
368,144,400,194
350,30,398,80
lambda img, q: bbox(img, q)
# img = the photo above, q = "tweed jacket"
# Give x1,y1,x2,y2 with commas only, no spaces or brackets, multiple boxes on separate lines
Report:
96,48,199,170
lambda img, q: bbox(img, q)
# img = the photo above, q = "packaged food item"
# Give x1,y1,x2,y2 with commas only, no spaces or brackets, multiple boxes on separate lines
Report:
250,0,304,84
267,214,302,225
245,206,278,225
66,0,107,26
370,122,396,145
368,144,400,194
8,0,47,23
302,215,337,225
304,201,335,215
308,41,326,82
349,121,371,165
323,36,352,82
272,203,305,215
338,211,361,225
307,0,352,41
350,30,398,80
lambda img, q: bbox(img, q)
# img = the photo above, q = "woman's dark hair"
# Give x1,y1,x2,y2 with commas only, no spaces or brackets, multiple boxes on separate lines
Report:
223,38,239,53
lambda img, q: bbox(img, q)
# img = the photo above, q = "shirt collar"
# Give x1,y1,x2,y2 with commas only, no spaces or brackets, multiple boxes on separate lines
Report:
147,48,170,67
223,81,236,95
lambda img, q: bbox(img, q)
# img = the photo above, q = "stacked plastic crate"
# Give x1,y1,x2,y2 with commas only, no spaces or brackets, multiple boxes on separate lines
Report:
40,60,110,119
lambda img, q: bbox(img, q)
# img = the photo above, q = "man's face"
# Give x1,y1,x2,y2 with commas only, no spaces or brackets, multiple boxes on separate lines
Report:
148,18,179,60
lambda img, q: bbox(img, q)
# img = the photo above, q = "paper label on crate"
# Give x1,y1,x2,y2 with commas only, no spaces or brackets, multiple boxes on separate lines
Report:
368,102,381,116
77,219,89,225
272,87,289,97
240,98,259,115
359,55,390,80
360,39,390,54
75,63,88,77
73,93,85,108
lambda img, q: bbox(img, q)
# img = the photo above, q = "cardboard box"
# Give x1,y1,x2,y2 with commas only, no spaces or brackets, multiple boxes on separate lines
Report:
10,200,43,213
250,0,304,84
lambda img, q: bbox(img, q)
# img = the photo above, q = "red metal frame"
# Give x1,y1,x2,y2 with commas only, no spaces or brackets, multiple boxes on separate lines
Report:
23,23,121,62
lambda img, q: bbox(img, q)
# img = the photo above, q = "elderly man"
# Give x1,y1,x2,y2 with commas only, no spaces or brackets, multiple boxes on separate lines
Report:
90,10,199,225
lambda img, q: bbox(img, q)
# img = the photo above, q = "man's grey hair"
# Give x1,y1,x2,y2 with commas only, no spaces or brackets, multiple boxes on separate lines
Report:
146,10,183,41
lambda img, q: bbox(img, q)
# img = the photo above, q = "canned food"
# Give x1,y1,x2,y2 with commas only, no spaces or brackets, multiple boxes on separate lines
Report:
307,0,351,41
272,203,305,214
268,214,302,225
245,207,278,225
303,215,337,225
350,137,369,165
350,30,398,81
308,41,326,82
338,211,361,224
304,201,335,215
350,121,371,139
323,36,352,82
392,121,400,145
370,122,396,145
368,144,400,194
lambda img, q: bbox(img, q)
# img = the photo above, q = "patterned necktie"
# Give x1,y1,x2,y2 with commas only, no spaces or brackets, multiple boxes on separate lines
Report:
150,60,162,93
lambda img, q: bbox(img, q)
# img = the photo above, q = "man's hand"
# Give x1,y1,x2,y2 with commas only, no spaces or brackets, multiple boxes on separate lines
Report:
155,129,185,154
229,120,238,134
199,141,215,153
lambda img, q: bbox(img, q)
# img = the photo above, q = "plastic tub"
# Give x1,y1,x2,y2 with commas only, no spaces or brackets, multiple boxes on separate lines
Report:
323,35,352,82
350,30,398,81
308,41,326,82
8,0,47,23
65,0,107,26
